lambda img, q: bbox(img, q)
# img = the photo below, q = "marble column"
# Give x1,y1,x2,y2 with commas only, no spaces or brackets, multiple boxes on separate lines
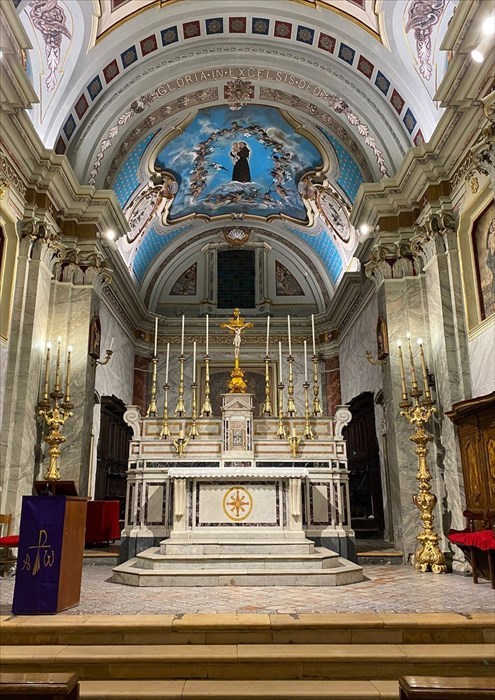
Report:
0,222,59,523
325,355,341,416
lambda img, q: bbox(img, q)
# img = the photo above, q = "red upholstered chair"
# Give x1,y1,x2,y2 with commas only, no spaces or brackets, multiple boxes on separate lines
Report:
0,513,20,576
448,510,495,589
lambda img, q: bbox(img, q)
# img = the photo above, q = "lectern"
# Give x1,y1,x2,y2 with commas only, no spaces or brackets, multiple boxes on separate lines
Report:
13,496,87,614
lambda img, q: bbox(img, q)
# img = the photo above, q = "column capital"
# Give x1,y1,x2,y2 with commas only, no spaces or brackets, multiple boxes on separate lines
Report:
364,240,420,286
19,216,64,268
411,212,458,265
466,92,495,186
52,245,112,288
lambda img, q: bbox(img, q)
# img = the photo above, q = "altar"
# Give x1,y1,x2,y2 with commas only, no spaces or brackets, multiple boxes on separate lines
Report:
112,310,363,586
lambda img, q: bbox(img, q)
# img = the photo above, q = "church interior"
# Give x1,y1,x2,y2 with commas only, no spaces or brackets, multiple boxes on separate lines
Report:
0,0,494,698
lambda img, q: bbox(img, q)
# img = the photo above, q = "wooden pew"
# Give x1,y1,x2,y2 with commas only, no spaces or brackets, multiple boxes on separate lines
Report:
0,672,78,699
399,676,495,698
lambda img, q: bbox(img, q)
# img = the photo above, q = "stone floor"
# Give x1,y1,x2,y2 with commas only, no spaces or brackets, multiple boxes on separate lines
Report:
1,563,493,615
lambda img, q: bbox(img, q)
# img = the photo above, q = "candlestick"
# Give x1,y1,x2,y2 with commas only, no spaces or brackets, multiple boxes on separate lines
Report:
109,336,114,351
262,353,272,417
417,339,432,402
180,315,185,355
40,342,51,409
288,426,301,458
53,336,63,398
312,354,322,416
311,314,316,356
62,345,73,410
303,380,313,439
287,315,292,356
277,381,286,439
205,314,209,356
406,332,419,390
179,428,184,440
265,315,270,356
286,354,297,416
154,317,158,356
175,352,186,416
159,382,170,439
146,355,158,417
397,341,409,406
165,342,170,384
278,341,283,383
192,341,196,383
304,340,308,382
174,427,188,457
189,378,199,439
201,352,213,417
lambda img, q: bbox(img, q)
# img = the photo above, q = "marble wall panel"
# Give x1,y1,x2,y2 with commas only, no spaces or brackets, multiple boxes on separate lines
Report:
95,301,135,407
468,321,495,398
0,341,8,428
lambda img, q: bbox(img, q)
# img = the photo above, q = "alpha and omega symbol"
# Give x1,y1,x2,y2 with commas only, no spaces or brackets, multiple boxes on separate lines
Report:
222,486,253,522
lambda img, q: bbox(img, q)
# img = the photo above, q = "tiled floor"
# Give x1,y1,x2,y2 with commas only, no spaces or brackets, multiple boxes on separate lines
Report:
1,563,493,615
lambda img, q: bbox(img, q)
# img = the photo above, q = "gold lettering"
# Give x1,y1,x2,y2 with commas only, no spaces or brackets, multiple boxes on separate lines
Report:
21,553,31,572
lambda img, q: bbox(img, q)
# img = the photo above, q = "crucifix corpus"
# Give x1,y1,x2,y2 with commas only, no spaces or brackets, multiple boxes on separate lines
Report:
220,308,253,393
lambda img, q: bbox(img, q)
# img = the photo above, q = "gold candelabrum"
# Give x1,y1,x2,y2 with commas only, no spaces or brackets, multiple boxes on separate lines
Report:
201,355,213,417
286,355,297,417
174,354,186,416
303,381,314,439
146,355,158,417
261,355,273,417
397,336,447,574
38,339,73,483
276,382,286,439
173,430,189,457
159,382,170,439
312,354,322,416
189,382,199,439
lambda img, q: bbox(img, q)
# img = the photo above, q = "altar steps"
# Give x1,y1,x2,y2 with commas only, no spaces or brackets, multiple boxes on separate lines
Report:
1,614,493,699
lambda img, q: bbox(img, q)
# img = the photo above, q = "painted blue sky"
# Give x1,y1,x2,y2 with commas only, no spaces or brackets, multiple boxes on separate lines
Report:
155,105,323,221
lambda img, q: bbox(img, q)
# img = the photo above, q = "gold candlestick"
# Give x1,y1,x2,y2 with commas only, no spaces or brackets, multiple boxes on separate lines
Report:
261,355,273,417
62,346,74,411
312,354,322,416
397,341,411,409
418,340,433,405
146,355,158,417
288,427,301,458
397,344,447,575
303,381,313,439
173,430,188,457
277,382,286,439
286,355,297,417
407,333,421,398
40,342,52,410
201,355,213,416
189,382,199,439
174,354,186,416
159,383,170,439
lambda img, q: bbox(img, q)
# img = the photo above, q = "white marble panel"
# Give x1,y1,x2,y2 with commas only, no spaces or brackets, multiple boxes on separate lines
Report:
95,301,135,406
468,320,495,398
0,341,8,428
197,482,278,525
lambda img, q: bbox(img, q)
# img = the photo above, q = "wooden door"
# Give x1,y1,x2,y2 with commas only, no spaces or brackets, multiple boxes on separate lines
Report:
95,396,132,518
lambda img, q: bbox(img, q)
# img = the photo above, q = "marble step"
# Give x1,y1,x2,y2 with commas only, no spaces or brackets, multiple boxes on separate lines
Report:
161,539,316,555
2,643,494,681
112,557,363,586
2,613,492,647
136,546,341,571
79,678,399,699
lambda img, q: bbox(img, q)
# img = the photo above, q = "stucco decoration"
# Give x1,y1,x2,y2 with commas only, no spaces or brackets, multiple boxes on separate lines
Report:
405,0,448,81
28,0,72,92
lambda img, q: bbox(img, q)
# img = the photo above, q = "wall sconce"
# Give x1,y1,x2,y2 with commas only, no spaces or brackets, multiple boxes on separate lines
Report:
366,350,387,366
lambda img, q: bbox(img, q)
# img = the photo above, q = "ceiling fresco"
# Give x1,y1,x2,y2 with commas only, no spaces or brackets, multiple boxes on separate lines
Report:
153,106,324,222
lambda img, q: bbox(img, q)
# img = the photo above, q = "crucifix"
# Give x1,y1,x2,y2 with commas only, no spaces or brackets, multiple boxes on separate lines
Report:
220,308,253,393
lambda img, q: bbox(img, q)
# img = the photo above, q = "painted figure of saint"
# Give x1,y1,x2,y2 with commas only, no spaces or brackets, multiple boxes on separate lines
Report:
231,141,251,182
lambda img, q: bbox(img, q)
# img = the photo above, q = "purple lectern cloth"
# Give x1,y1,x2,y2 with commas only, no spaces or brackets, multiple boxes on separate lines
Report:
12,496,65,614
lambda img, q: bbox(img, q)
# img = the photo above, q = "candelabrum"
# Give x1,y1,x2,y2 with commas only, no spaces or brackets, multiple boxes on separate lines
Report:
286,355,297,417
277,382,286,439
146,355,158,417
91,348,113,367
174,354,186,416
201,355,213,417
261,355,273,417
312,354,322,416
159,383,170,439
398,339,447,574
173,432,189,457
303,381,314,439
288,429,301,458
189,382,199,439
365,350,387,366
39,341,73,483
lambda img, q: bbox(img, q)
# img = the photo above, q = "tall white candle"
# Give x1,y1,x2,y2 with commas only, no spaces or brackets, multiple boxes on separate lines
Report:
192,341,196,383
265,315,270,357
278,341,283,383
165,342,170,384
205,314,209,356
304,340,308,382
109,336,114,351
180,315,185,355
311,314,316,356
287,315,292,356
154,317,158,356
